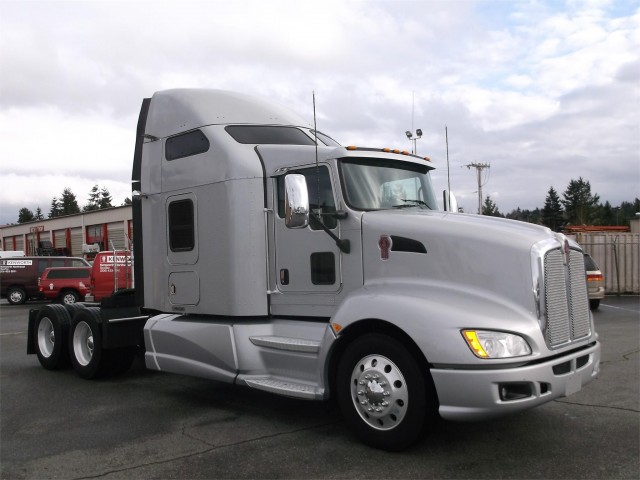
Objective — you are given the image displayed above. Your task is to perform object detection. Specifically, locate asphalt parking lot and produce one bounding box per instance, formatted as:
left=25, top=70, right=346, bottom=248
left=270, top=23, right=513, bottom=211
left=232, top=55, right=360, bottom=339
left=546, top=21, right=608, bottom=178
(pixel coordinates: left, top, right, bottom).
left=1, top=296, right=638, bottom=479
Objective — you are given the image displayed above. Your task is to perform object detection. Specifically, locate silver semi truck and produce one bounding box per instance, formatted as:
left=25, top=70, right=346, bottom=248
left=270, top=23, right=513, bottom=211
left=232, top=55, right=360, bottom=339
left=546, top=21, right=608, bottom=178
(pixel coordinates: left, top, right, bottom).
left=28, top=89, right=601, bottom=450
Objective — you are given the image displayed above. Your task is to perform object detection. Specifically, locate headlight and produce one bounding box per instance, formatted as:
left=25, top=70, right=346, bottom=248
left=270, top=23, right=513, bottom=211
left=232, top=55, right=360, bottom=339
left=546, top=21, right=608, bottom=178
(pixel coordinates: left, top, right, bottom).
left=462, top=330, right=532, bottom=359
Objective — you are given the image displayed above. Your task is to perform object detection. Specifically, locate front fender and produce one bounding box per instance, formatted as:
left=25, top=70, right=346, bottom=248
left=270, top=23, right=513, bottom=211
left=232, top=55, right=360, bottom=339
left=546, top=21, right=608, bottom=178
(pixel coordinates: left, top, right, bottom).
left=330, top=278, right=544, bottom=367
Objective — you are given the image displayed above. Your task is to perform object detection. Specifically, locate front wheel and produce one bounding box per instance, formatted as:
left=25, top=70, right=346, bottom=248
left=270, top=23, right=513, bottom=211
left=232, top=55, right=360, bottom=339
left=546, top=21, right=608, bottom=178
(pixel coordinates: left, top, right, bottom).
left=336, top=333, right=437, bottom=451
left=7, top=287, right=27, bottom=305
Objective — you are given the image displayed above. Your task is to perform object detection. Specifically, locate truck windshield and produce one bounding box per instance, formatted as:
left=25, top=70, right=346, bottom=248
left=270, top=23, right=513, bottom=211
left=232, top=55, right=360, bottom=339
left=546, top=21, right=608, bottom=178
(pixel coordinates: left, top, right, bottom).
left=340, top=158, right=438, bottom=211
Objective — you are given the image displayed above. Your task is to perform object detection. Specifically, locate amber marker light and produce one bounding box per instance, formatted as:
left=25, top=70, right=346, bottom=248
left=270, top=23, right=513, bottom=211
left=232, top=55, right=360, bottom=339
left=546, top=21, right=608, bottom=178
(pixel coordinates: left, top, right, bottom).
left=462, top=330, right=489, bottom=358
left=332, top=323, right=343, bottom=334
left=346, top=145, right=358, bottom=150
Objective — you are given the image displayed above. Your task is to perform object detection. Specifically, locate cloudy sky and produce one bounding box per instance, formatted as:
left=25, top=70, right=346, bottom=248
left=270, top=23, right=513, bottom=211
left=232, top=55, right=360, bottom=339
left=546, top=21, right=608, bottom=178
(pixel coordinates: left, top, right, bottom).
left=1, top=0, right=638, bottom=225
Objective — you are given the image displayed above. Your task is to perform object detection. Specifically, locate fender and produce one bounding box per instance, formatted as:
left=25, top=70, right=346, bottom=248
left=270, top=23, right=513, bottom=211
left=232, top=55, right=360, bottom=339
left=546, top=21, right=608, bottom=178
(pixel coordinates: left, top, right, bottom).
left=329, top=278, right=547, bottom=368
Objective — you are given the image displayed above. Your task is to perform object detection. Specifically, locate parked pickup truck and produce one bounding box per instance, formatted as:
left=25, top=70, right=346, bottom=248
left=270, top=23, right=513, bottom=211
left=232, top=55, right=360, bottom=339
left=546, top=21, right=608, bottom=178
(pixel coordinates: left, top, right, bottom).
left=27, top=89, right=600, bottom=451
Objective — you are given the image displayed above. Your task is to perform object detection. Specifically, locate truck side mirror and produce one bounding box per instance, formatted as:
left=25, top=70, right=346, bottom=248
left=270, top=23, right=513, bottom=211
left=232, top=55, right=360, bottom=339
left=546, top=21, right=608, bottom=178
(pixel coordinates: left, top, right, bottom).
left=285, top=174, right=309, bottom=229
left=443, top=190, right=459, bottom=213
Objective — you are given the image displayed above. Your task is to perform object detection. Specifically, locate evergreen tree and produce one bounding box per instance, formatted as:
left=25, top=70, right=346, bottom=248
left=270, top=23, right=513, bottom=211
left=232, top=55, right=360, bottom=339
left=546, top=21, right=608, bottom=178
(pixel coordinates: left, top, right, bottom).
left=561, top=177, right=599, bottom=225
left=84, top=185, right=100, bottom=212
left=17, top=207, right=35, bottom=223
left=48, top=197, right=61, bottom=218
left=482, top=196, right=502, bottom=217
left=59, top=188, right=81, bottom=216
left=122, top=197, right=132, bottom=206
left=541, top=187, right=564, bottom=231
left=595, top=201, right=616, bottom=226
left=35, top=207, right=44, bottom=220
left=99, top=187, right=113, bottom=209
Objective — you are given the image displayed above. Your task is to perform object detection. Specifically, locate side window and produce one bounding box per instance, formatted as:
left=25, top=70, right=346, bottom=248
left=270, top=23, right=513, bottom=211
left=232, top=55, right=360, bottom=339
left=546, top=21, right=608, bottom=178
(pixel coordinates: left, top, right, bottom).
left=277, top=166, right=337, bottom=230
left=48, top=269, right=89, bottom=279
left=310, top=252, right=335, bottom=285
left=168, top=199, right=195, bottom=252
left=165, top=130, right=210, bottom=161
left=51, top=259, right=65, bottom=268
left=71, top=259, right=88, bottom=267
left=37, top=260, right=48, bottom=275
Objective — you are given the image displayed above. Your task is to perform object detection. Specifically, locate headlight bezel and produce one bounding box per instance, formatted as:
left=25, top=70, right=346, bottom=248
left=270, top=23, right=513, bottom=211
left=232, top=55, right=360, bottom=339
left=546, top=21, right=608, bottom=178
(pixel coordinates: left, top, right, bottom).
left=462, top=329, right=532, bottom=359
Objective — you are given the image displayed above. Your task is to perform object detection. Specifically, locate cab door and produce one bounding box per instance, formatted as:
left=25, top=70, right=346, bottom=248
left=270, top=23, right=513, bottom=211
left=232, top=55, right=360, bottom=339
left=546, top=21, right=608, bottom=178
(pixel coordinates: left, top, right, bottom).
left=272, top=165, right=342, bottom=308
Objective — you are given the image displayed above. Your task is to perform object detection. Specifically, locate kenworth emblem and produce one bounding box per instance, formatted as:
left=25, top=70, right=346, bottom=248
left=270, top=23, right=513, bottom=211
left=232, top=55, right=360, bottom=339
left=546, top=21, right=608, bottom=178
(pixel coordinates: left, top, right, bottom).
left=378, top=235, right=392, bottom=260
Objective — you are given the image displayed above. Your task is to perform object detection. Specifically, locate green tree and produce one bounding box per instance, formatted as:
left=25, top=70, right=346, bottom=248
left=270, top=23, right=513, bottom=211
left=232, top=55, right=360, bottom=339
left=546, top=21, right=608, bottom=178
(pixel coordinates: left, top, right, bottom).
left=84, top=185, right=101, bottom=212
left=122, top=197, right=132, bottom=206
left=541, top=187, right=564, bottom=231
left=482, top=196, right=502, bottom=217
left=594, top=201, right=616, bottom=226
left=561, top=177, right=599, bottom=225
left=34, top=207, right=44, bottom=220
left=59, top=188, right=81, bottom=216
left=99, top=187, right=113, bottom=209
left=17, top=207, right=35, bottom=223
left=48, top=197, right=61, bottom=218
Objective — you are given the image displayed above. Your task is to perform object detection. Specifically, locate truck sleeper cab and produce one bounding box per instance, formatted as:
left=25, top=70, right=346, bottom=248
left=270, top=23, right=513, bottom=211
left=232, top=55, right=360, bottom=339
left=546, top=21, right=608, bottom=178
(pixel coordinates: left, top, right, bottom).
left=27, top=89, right=600, bottom=451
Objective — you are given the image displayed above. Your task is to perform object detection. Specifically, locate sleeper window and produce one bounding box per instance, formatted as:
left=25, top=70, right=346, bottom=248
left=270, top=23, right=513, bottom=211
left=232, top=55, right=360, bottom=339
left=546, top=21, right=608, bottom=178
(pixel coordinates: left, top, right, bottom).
left=168, top=199, right=195, bottom=251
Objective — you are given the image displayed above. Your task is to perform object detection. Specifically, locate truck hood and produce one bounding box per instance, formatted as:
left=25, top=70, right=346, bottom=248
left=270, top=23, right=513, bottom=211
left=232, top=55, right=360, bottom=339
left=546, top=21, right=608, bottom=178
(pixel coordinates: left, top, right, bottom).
left=360, top=210, right=559, bottom=314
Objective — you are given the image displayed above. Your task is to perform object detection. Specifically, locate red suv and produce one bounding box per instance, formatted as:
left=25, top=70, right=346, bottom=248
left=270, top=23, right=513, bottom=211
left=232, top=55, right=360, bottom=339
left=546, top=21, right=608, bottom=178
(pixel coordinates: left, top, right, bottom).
left=39, top=267, right=91, bottom=304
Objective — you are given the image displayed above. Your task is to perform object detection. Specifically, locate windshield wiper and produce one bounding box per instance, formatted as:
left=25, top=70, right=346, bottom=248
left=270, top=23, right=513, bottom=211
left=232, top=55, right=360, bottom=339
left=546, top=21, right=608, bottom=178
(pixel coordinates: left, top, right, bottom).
left=391, top=199, right=430, bottom=209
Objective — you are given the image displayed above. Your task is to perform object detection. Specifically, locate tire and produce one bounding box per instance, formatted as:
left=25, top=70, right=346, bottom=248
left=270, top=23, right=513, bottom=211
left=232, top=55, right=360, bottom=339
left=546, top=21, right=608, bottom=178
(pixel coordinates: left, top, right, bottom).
left=7, top=287, right=27, bottom=305
left=69, top=308, right=106, bottom=379
left=60, top=290, right=80, bottom=305
left=590, top=299, right=600, bottom=310
left=64, top=303, right=87, bottom=316
left=34, top=304, right=71, bottom=369
left=336, top=333, right=437, bottom=451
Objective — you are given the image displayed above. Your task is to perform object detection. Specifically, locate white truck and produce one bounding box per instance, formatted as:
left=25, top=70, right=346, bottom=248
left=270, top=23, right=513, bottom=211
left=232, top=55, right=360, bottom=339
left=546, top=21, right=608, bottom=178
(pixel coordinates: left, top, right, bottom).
left=28, top=89, right=601, bottom=450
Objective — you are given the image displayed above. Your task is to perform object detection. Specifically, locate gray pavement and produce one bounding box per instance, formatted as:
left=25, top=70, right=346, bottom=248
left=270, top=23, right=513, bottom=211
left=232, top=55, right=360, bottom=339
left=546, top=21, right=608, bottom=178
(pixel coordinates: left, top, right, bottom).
left=1, top=296, right=638, bottom=479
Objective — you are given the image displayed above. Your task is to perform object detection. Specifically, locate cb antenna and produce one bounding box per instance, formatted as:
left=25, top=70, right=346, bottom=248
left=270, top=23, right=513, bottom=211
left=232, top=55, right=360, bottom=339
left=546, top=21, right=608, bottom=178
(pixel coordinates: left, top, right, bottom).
left=446, top=126, right=451, bottom=207
left=313, top=91, right=320, bottom=205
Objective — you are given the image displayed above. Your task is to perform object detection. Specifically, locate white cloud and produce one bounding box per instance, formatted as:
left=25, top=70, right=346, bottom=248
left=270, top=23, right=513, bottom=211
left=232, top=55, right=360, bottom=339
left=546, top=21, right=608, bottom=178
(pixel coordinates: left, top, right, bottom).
left=0, top=0, right=638, bottom=224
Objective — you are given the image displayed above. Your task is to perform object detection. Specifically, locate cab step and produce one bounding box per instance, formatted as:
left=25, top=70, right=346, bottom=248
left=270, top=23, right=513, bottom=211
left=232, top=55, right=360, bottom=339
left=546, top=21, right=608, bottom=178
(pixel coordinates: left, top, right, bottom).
left=243, top=377, right=322, bottom=400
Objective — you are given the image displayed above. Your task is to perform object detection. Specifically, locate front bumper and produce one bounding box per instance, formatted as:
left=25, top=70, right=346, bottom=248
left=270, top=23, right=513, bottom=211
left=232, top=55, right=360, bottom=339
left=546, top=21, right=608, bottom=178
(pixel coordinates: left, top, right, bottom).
left=431, top=341, right=601, bottom=421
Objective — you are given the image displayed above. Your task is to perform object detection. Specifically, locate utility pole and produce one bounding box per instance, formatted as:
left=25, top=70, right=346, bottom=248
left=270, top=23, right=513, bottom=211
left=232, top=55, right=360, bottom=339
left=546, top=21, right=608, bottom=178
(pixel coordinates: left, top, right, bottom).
left=465, top=162, right=490, bottom=214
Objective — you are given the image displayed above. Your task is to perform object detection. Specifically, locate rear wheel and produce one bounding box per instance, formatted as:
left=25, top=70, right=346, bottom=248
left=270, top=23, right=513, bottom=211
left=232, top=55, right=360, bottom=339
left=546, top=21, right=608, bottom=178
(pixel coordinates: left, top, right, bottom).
left=336, top=333, right=437, bottom=451
left=590, top=299, right=600, bottom=310
left=60, top=290, right=80, bottom=305
left=7, top=287, right=27, bottom=305
left=68, top=308, right=134, bottom=378
left=34, top=305, right=71, bottom=369
left=69, top=308, right=105, bottom=379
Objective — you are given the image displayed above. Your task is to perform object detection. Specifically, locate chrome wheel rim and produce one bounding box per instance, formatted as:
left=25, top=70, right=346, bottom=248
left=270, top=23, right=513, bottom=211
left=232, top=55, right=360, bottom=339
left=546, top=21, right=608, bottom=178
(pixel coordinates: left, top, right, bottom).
left=9, top=290, right=24, bottom=303
left=350, top=354, right=408, bottom=431
left=63, top=293, right=76, bottom=304
left=37, top=317, right=55, bottom=358
left=73, top=321, right=94, bottom=366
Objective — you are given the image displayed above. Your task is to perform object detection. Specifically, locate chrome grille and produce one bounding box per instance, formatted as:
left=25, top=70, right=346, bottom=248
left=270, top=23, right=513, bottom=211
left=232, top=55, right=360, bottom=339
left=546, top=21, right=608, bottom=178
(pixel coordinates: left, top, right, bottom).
left=543, top=248, right=591, bottom=348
